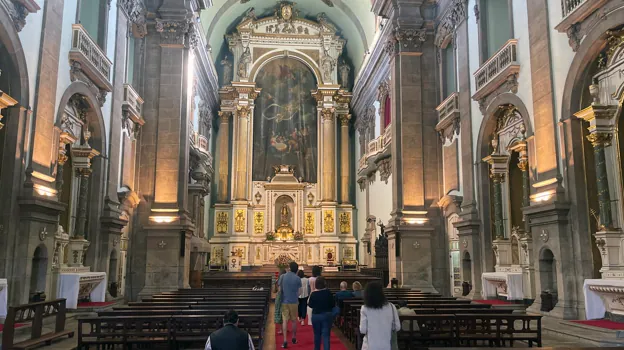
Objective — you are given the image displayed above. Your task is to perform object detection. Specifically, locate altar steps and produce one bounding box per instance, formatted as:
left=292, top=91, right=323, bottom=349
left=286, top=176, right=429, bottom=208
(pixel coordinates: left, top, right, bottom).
left=542, top=315, right=624, bottom=346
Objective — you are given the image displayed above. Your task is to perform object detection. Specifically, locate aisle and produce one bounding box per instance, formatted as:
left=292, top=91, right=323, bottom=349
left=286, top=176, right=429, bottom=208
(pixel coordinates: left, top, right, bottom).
left=274, top=318, right=348, bottom=350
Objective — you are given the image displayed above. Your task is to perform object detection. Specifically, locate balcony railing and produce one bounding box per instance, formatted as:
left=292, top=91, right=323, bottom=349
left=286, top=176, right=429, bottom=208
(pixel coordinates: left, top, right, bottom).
left=562, top=0, right=585, bottom=18
left=555, top=0, right=608, bottom=35
left=122, top=84, right=144, bottom=122
left=436, top=93, right=459, bottom=121
left=358, top=132, right=391, bottom=173
left=69, top=24, right=113, bottom=91
left=383, top=124, right=392, bottom=147
left=473, top=39, right=519, bottom=101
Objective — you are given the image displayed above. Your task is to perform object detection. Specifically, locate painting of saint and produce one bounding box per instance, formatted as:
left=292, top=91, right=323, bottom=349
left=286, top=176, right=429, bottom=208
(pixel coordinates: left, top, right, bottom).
left=252, top=58, right=318, bottom=182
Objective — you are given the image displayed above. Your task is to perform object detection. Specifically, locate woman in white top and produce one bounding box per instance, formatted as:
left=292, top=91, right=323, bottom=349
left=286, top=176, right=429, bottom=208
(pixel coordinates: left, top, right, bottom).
left=297, top=270, right=310, bottom=325
left=359, top=282, right=401, bottom=350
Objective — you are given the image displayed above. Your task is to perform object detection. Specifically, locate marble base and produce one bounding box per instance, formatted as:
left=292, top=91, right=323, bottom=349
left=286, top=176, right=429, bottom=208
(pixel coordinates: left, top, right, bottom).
left=482, top=272, right=524, bottom=300
left=57, top=272, right=106, bottom=309
left=583, top=278, right=624, bottom=320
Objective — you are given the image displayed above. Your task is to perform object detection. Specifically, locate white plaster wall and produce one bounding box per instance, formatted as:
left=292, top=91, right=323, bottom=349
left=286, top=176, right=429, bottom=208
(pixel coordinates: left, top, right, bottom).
left=354, top=131, right=366, bottom=259
left=369, top=175, right=393, bottom=225
left=18, top=0, right=45, bottom=109
left=511, top=0, right=534, bottom=131
left=546, top=0, right=575, bottom=121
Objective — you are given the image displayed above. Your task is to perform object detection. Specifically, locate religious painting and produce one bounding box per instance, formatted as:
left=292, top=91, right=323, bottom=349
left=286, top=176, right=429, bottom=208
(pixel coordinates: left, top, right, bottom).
left=253, top=58, right=318, bottom=182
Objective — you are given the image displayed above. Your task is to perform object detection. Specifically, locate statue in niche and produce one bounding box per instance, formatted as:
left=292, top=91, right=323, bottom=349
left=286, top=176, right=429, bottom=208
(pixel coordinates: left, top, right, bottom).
left=276, top=202, right=294, bottom=240
left=238, top=47, right=251, bottom=79
left=221, top=56, right=233, bottom=86
left=338, top=59, right=350, bottom=89
left=321, top=50, right=335, bottom=83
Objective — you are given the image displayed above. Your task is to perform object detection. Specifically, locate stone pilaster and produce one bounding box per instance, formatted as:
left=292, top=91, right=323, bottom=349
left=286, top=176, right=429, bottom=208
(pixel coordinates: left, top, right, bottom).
left=216, top=111, right=231, bottom=203
left=339, top=114, right=351, bottom=204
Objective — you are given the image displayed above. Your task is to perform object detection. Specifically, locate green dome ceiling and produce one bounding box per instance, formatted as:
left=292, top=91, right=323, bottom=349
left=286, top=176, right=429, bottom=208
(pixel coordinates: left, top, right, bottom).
left=200, top=0, right=377, bottom=77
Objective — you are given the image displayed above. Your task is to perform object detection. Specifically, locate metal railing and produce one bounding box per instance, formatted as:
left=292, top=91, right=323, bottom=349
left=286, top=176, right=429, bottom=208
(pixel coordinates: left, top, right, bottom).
left=474, top=39, right=518, bottom=94
left=383, top=124, right=392, bottom=147
left=561, top=0, right=586, bottom=18
left=70, top=24, right=111, bottom=82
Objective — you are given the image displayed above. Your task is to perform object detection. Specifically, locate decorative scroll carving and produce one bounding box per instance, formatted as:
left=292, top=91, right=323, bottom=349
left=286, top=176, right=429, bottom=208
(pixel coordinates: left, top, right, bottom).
left=234, top=209, right=245, bottom=232
left=394, top=28, right=427, bottom=51
left=216, top=212, right=228, bottom=233
left=377, top=157, right=392, bottom=184
left=6, top=0, right=40, bottom=32
left=339, top=212, right=351, bottom=234
left=305, top=212, right=315, bottom=234
left=254, top=212, right=264, bottom=234
left=155, top=19, right=191, bottom=46
left=323, top=210, right=334, bottom=233
left=435, top=0, right=468, bottom=47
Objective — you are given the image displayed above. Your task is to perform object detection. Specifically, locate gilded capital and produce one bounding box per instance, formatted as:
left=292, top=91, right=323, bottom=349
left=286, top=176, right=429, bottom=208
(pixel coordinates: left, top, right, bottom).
left=339, top=114, right=351, bottom=126
left=587, top=132, right=613, bottom=147
left=58, top=153, right=69, bottom=166
left=321, top=108, right=335, bottom=121
left=517, top=158, right=528, bottom=172
left=76, top=167, right=93, bottom=177
left=218, top=111, right=232, bottom=123
left=236, top=105, right=251, bottom=119
left=490, top=171, right=505, bottom=183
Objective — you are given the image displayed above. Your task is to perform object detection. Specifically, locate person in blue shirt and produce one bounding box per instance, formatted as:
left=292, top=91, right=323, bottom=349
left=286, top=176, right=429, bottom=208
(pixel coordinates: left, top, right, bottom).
left=334, top=281, right=354, bottom=301
left=277, top=261, right=302, bottom=348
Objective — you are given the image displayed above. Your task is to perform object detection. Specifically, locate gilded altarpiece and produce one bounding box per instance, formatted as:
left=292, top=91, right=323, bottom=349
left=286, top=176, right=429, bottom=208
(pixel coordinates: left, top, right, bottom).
left=208, top=3, right=356, bottom=267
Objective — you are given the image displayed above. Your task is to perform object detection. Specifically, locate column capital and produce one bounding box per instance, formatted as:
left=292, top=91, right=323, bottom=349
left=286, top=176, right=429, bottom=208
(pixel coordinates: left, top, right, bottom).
left=339, top=114, right=352, bottom=126
left=490, top=172, right=506, bottom=184
left=236, top=105, right=251, bottom=119
left=587, top=132, right=613, bottom=147
left=483, top=153, right=509, bottom=181
left=218, top=110, right=232, bottom=123
left=574, top=103, right=618, bottom=135
left=321, top=108, right=335, bottom=121
left=76, top=167, right=93, bottom=177
left=155, top=18, right=192, bottom=47
left=234, top=83, right=261, bottom=100
left=0, top=91, right=18, bottom=129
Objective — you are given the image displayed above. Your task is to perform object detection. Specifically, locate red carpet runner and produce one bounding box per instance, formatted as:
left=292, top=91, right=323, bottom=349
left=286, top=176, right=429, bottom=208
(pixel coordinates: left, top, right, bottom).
left=0, top=323, right=26, bottom=332
left=77, top=301, right=116, bottom=308
left=572, top=319, right=624, bottom=330
left=473, top=299, right=513, bottom=305
left=275, top=318, right=347, bottom=349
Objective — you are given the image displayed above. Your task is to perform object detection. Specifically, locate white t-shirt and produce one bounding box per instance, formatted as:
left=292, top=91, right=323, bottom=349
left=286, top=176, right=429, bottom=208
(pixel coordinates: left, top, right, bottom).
left=359, top=303, right=400, bottom=350
left=298, top=277, right=309, bottom=298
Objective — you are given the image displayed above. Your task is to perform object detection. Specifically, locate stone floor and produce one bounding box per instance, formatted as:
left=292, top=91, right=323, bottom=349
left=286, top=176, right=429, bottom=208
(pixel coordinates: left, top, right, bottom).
left=0, top=304, right=599, bottom=349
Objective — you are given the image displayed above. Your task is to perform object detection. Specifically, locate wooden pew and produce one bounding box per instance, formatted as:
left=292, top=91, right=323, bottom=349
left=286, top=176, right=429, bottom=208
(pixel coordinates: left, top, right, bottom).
left=2, top=299, right=74, bottom=350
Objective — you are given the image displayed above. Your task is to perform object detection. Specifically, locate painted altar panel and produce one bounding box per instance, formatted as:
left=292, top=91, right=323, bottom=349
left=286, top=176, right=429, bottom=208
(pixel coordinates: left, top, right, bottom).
left=252, top=58, right=318, bottom=183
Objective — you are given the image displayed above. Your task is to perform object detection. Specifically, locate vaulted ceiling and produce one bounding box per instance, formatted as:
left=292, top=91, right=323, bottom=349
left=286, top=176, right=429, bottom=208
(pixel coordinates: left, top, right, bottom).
left=200, top=0, right=377, bottom=76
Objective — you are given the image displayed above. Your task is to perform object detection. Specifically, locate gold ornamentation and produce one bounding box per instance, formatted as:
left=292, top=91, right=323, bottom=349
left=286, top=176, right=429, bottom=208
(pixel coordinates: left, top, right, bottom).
left=587, top=132, right=613, bottom=147
left=234, top=209, right=245, bottom=232
left=232, top=246, right=245, bottom=260
left=489, top=172, right=505, bottom=183
left=339, top=114, right=351, bottom=126
left=324, top=247, right=335, bottom=263
left=339, top=212, right=350, bottom=234
left=321, top=108, right=335, bottom=121
left=323, top=210, right=334, bottom=233
left=304, top=212, right=315, bottom=234
left=216, top=212, right=228, bottom=233
left=343, top=247, right=354, bottom=259
left=256, top=246, right=261, bottom=260
left=237, top=105, right=251, bottom=119
left=218, top=110, right=232, bottom=122
left=254, top=212, right=264, bottom=234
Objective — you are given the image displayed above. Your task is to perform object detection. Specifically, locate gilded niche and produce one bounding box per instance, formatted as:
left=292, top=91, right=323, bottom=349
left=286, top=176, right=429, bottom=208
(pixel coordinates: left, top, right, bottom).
left=254, top=212, right=264, bottom=234
left=235, top=210, right=246, bottom=232
left=305, top=212, right=315, bottom=234
left=216, top=212, right=228, bottom=233
left=339, top=212, right=351, bottom=234
left=323, top=210, right=334, bottom=233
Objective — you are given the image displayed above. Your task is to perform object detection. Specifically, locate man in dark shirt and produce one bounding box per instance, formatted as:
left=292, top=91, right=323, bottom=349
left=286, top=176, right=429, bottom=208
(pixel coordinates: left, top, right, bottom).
left=204, top=309, right=255, bottom=350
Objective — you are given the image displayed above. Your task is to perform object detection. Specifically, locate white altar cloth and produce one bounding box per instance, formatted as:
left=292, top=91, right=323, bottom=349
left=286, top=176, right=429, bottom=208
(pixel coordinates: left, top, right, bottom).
left=583, top=278, right=624, bottom=320
left=0, top=278, right=7, bottom=319
left=481, top=272, right=524, bottom=300
left=58, top=272, right=106, bottom=309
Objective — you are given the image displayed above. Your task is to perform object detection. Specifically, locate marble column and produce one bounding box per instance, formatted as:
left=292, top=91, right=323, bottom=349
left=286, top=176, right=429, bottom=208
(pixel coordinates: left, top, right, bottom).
left=587, top=132, right=614, bottom=230
left=339, top=114, right=351, bottom=204
left=491, top=172, right=505, bottom=240
left=75, top=168, right=92, bottom=239
left=321, top=108, right=336, bottom=202
left=216, top=111, right=231, bottom=203
left=233, top=105, right=250, bottom=201
left=517, top=146, right=530, bottom=230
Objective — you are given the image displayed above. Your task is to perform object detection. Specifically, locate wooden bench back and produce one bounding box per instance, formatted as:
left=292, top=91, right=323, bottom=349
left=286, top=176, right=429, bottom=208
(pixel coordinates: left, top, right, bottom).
left=2, top=299, right=68, bottom=348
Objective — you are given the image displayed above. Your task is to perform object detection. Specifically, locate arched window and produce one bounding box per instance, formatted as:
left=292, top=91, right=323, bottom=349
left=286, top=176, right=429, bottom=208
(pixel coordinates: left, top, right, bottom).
left=384, top=94, right=391, bottom=128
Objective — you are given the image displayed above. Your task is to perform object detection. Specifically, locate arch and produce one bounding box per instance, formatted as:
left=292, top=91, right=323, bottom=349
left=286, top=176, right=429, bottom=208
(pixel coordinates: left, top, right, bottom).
left=108, top=249, right=119, bottom=297
left=55, top=82, right=108, bottom=156
left=538, top=248, right=558, bottom=312
left=249, top=50, right=323, bottom=85
left=29, top=244, right=48, bottom=300
left=0, top=3, right=30, bottom=106
left=561, top=6, right=624, bottom=121
left=462, top=251, right=472, bottom=296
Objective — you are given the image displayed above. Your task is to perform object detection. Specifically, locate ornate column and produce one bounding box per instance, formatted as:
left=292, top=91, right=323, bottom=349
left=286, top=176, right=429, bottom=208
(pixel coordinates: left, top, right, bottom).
left=321, top=108, right=337, bottom=202
left=55, top=132, right=77, bottom=197
left=233, top=105, right=250, bottom=201
left=74, top=167, right=92, bottom=238
left=216, top=110, right=231, bottom=203
left=484, top=151, right=511, bottom=268
left=339, top=114, right=351, bottom=204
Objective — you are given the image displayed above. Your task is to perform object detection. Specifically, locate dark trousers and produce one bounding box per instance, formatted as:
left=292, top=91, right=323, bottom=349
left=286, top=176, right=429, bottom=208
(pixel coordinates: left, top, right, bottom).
left=298, top=297, right=307, bottom=319
left=311, top=312, right=333, bottom=350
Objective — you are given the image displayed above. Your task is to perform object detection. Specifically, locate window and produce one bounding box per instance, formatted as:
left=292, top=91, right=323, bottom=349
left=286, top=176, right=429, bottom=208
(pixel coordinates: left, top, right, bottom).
left=383, top=95, right=391, bottom=128
left=126, top=34, right=135, bottom=85
left=480, top=0, right=513, bottom=60
left=78, top=0, right=108, bottom=48
left=442, top=44, right=457, bottom=98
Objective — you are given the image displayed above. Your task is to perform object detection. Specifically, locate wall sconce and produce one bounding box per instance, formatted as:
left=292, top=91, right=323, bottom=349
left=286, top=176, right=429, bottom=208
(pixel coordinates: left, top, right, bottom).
left=150, top=215, right=177, bottom=223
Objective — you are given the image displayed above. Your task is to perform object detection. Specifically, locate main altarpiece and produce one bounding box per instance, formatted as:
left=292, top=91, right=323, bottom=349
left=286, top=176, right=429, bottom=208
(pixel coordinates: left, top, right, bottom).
left=209, top=3, right=357, bottom=268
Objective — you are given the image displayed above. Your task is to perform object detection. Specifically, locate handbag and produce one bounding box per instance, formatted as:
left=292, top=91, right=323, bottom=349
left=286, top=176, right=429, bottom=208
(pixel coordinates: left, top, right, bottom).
left=390, top=304, right=399, bottom=350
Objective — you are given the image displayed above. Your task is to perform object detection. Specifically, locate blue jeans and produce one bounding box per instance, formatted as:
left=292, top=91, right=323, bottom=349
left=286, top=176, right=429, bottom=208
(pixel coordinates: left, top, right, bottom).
left=311, top=312, right=333, bottom=350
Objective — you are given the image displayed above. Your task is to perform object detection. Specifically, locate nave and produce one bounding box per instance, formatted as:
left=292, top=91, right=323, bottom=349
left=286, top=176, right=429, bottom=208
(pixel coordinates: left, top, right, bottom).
left=0, top=266, right=607, bottom=349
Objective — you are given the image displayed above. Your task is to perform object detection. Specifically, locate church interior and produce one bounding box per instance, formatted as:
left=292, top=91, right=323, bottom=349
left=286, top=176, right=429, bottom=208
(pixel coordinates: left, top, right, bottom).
left=1, top=0, right=624, bottom=348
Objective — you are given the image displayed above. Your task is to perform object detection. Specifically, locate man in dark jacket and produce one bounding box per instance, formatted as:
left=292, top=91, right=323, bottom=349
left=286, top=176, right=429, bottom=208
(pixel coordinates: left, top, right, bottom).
left=204, top=309, right=255, bottom=350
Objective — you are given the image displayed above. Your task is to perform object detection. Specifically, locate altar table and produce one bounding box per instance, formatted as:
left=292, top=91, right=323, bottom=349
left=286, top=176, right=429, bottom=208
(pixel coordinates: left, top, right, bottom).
left=583, top=278, right=624, bottom=320
left=0, top=278, right=7, bottom=319
left=58, top=272, right=106, bottom=309
left=481, top=272, right=524, bottom=300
